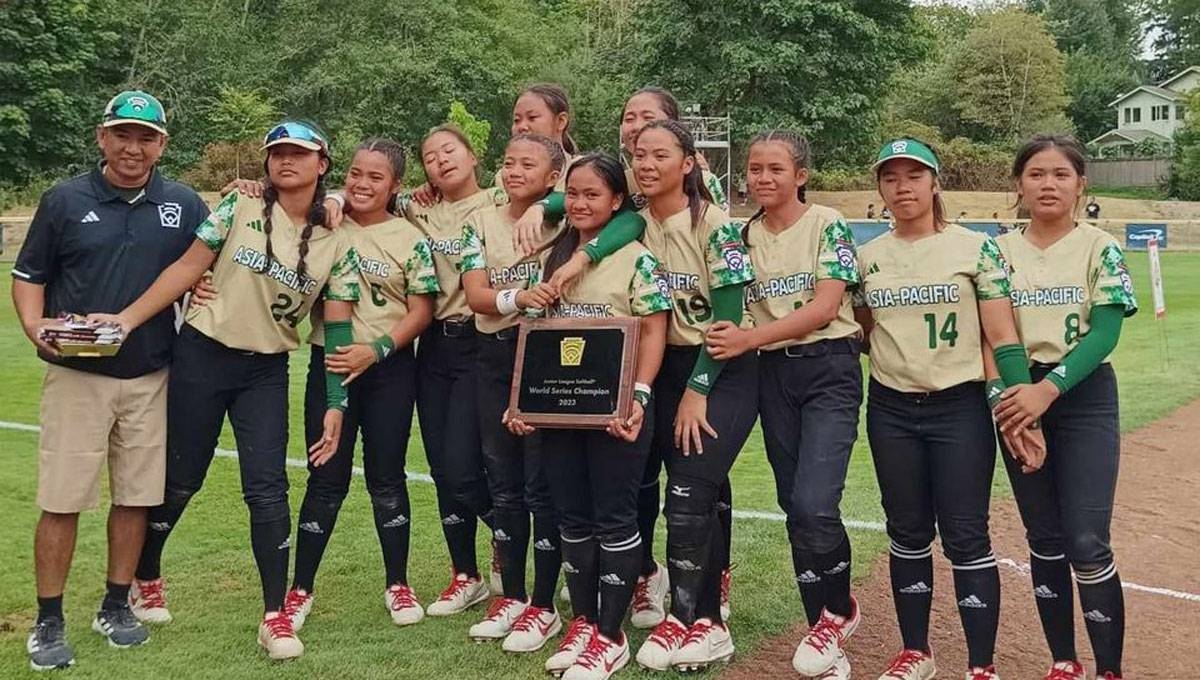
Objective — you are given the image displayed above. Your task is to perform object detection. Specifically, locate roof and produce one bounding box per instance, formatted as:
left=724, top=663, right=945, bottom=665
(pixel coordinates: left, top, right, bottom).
left=1108, top=85, right=1184, bottom=107
left=1088, top=128, right=1171, bottom=146
left=1159, top=66, right=1200, bottom=91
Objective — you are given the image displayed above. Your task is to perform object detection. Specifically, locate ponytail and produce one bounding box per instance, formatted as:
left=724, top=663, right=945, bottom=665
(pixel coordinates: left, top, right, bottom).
left=743, top=128, right=811, bottom=237
left=636, top=119, right=712, bottom=230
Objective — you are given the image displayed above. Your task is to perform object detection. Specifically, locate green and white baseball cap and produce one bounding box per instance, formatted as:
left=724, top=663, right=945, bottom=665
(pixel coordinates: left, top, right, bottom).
left=873, top=138, right=939, bottom=174
left=102, top=90, right=168, bottom=135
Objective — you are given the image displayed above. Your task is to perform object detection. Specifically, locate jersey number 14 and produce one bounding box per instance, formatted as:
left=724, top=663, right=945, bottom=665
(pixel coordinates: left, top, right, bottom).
left=923, top=312, right=959, bottom=349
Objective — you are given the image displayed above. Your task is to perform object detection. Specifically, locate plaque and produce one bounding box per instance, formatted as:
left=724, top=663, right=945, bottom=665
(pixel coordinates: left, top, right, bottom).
left=508, top=317, right=640, bottom=429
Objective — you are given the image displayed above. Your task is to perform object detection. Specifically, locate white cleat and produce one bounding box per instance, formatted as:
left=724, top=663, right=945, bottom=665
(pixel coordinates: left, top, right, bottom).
left=965, top=666, right=1000, bottom=680
left=878, top=648, right=936, bottom=680
left=793, top=596, right=861, bottom=675
left=635, top=614, right=687, bottom=671
left=281, top=588, right=313, bottom=631
left=468, top=597, right=526, bottom=642
left=129, top=578, right=172, bottom=624
left=629, top=562, right=669, bottom=629
left=812, top=649, right=852, bottom=680
left=385, top=584, right=425, bottom=626
left=501, top=605, right=561, bottom=653
left=1040, top=661, right=1085, bottom=680
left=258, top=613, right=303, bottom=660
left=563, top=631, right=630, bottom=680
left=426, top=573, right=489, bottom=617
left=546, top=616, right=595, bottom=676
left=673, top=617, right=734, bottom=671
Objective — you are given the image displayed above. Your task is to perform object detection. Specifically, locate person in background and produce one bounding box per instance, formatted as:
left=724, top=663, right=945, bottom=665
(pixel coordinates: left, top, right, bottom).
left=867, top=203, right=877, bottom=219
left=1085, top=196, right=1100, bottom=220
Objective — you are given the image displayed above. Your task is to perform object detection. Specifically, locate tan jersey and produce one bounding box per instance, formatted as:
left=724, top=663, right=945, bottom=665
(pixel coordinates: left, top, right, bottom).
left=854, top=224, right=1011, bottom=392
left=744, top=204, right=862, bottom=350
left=639, top=203, right=755, bottom=346
left=999, top=222, right=1138, bottom=364
left=189, top=192, right=360, bottom=353
left=309, top=216, right=439, bottom=346
left=624, top=167, right=728, bottom=211
left=404, top=189, right=501, bottom=320
left=529, top=240, right=672, bottom=318
left=460, top=205, right=563, bottom=333
left=493, top=154, right=577, bottom=195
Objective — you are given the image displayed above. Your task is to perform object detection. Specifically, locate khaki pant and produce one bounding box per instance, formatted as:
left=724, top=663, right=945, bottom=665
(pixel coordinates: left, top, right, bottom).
left=37, top=364, right=168, bottom=513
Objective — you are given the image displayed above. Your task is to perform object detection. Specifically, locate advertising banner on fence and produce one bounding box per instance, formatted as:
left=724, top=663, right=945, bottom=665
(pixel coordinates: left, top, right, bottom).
left=1148, top=237, right=1166, bottom=318
left=1126, top=223, right=1168, bottom=250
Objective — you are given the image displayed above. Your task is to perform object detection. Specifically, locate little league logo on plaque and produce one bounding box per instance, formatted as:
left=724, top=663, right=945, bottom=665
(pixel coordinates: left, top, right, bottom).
left=509, top=317, right=640, bottom=429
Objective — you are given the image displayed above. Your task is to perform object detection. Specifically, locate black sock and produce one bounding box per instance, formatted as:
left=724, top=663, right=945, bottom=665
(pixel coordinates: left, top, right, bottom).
left=101, top=581, right=131, bottom=612
left=495, top=509, right=530, bottom=601
left=1076, top=564, right=1124, bottom=677
left=598, top=534, right=642, bottom=639
left=530, top=512, right=560, bottom=610
left=1030, top=552, right=1076, bottom=662
left=437, top=489, right=479, bottom=578
left=952, top=557, right=1001, bottom=668
left=371, top=492, right=412, bottom=587
left=250, top=514, right=292, bottom=612
left=700, top=518, right=725, bottom=621
left=815, top=532, right=853, bottom=618
left=292, top=493, right=343, bottom=593
left=637, top=480, right=660, bottom=576
left=37, top=595, right=63, bottom=623
left=665, top=509, right=715, bottom=626
left=716, top=480, right=732, bottom=571
left=561, top=534, right=599, bottom=622
left=790, top=543, right=824, bottom=626
left=135, top=493, right=191, bottom=581
left=888, top=542, right=933, bottom=652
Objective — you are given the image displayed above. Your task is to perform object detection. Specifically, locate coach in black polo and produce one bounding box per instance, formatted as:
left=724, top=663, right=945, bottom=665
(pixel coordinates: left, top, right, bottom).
left=12, top=90, right=208, bottom=671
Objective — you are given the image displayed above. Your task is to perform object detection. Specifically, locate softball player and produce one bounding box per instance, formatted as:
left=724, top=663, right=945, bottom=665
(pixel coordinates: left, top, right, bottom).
left=854, top=138, right=1032, bottom=680
left=704, top=130, right=862, bottom=680
left=507, top=152, right=671, bottom=680
left=405, top=125, right=506, bottom=616
left=990, top=135, right=1135, bottom=680
left=96, top=120, right=360, bottom=660
left=625, top=120, right=756, bottom=673
left=274, top=138, right=439, bottom=632
left=459, top=133, right=567, bottom=650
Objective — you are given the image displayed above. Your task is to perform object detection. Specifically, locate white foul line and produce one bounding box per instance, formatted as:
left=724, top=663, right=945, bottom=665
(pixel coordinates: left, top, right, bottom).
left=3, top=419, right=1197, bottom=605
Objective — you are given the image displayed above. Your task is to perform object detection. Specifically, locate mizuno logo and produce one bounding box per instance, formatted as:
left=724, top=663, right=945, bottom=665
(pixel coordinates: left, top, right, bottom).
left=441, top=514, right=465, bottom=526
left=1084, top=609, right=1112, bottom=623
left=958, top=595, right=987, bottom=608
left=600, top=573, right=626, bottom=586
left=670, top=485, right=692, bottom=498
left=81, top=210, right=100, bottom=224
left=149, top=522, right=171, bottom=531
left=534, top=538, right=555, bottom=551
left=1033, top=585, right=1058, bottom=599
left=796, top=570, right=820, bottom=584
left=899, top=581, right=931, bottom=594
left=382, top=515, right=409, bottom=528
left=669, top=558, right=702, bottom=572
left=299, top=521, right=324, bottom=534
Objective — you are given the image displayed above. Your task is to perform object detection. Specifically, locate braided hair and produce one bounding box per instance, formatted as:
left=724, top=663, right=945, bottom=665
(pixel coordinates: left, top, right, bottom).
left=542, top=152, right=632, bottom=281
left=746, top=129, right=811, bottom=228
left=633, top=119, right=713, bottom=230
left=259, top=152, right=329, bottom=283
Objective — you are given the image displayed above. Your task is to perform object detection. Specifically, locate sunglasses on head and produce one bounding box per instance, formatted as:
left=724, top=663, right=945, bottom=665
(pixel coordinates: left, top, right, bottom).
left=263, top=122, right=328, bottom=152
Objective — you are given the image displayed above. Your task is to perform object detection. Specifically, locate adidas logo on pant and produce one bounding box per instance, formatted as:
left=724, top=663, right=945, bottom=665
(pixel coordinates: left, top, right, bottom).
left=1034, top=585, right=1058, bottom=599
left=825, top=561, right=850, bottom=575
left=494, top=529, right=511, bottom=542
left=669, top=558, right=702, bottom=572
left=149, top=522, right=171, bottom=532
left=382, top=515, right=408, bottom=528
left=899, top=581, right=931, bottom=594
left=562, top=561, right=579, bottom=574
left=1084, top=609, right=1112, bottom=623
left=277, top=538, right=291, bottom=550
left=441, top=514, right=465, bottom=526
left=534, top=538, right=555, bottom=551
left=600, top=573, right=626, bottom=586
left=299, top=521, right=324, bottom=534
left=796, top=570, right=820, bottom=584
left=958, top=594, right=987, bottom=608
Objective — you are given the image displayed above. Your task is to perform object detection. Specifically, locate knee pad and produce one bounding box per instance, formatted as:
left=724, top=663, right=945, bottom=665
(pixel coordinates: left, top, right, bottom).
left=368, top=492, right=407, bottom=514
left=662, top=480, right=717, bottom=517
left=161, top=486, right=196, bottom=512
left=665, top=510, right=712, bottom=548
left=248, top=497, right=290, bottom=525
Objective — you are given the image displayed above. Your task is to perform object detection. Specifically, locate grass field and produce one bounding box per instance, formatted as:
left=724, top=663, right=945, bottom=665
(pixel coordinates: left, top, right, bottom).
left=1, top=252, right=1197, bottom=679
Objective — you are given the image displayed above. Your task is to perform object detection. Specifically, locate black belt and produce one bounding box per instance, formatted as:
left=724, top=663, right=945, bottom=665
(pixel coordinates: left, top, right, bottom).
left=482, top=325, right=519, bottom=342
left=869, top=377, right=982, bottom=403
left=765, top=337, right=861, bottom=359
left=434, top=317, right=476, bottom=338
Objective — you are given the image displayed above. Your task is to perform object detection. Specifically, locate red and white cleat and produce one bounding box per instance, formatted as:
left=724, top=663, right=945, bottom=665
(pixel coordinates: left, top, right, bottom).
left=792, top=595, right=861, bottom=675
left=878, top=648, right=936, bottom=680
left=1043, top=661, right=1085, bottom=680
left=563, top=631, right=630, bottom=680
left=501, top=605, right=562, bottom=652
left=965, top=665, right=1000, bottom=680
left=385, top=584, right=424, bottom=626
left=426, top=572, right=489, bottom=617
left=630, top=562, right=669, bottom=629
left=281, top=588, right=313, bottom=631
left=546, top=616, right=595, bottom=677
left=129, top=578, right=172, bottom=624
left=673, top=617, right=734, bottom=671
left=468, top=597, right=526, bottom=642
left=635, top=614, right=687, bottom=671
left=258, top=612, right=303, bottom=660
left=813, top=649, right=852, bottom=680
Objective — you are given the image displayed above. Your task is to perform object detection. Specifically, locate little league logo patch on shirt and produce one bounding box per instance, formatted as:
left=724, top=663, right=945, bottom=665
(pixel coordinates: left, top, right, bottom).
left=158, top=202, right=182, bottom=229
left=720, top=241, right=746, bottom=271
left=835, top=239, right=856, bottom=268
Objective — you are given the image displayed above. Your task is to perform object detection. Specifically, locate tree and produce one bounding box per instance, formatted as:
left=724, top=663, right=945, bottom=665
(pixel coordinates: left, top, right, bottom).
left=1150, top=0, right=1200, bottom=73
left=1168, top=91, right=1200, bottom=199
left=946, top=9, right=1072, bottom=143
left=207, top=86, right=277, bottom=178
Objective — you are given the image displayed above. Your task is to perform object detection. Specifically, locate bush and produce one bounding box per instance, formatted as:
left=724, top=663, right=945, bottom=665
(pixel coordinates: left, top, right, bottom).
left=180, top=140, right=263, bottom=192
left=809, top=168, right=874, bottom=191
left=1167, top=93, right=1200, bottom=200
left=936, top=137, right=1013, bottom=191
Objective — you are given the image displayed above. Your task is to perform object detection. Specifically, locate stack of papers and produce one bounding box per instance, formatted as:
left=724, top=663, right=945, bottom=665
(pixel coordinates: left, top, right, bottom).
left=40, top=314, right=124, bottom=356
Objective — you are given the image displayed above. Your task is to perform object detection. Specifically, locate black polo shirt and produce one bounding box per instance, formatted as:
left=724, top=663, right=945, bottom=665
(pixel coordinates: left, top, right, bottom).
left=13, top=165, right=210, bottom=378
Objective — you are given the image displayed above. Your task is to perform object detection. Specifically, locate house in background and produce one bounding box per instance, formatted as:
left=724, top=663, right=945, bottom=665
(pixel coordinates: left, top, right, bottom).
left=1089, top=66, right=1198, bottom=156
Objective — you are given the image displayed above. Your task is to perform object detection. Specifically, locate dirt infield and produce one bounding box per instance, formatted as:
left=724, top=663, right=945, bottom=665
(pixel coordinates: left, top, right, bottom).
left=723, top=400, right=1200, bottom=680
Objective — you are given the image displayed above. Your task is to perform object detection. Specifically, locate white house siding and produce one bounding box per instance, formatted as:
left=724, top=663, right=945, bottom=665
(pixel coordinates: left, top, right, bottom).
left=1165, top=70, right=1200, bottom=96
left=1117, top=90, right=1182, bottom=139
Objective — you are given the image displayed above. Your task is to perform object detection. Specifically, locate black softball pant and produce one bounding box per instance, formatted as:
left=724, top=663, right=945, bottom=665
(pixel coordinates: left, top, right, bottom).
left=293, top=343, right=417, bottom=591
left=654, top=346, right=758, bottom=625
left=416, top=320, right=494, bottom=577
left=136, top=323, right=293, bottom=612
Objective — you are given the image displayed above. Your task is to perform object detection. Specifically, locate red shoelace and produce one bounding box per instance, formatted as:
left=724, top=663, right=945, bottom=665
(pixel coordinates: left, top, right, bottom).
left=682, top=619, right=720, bottom=647
left=483, top=597, right=521, bottom=621
left=647, top=618, right=687, bottom=650
left=510, top=606, right=548, bottom=632
left=883, top=649, right=930, bottom=678
left=436, top=575, right=473, bottom=602
left=631, top=576, right=654, bottom=613
left=802, top=615, right=842, bottom=653
left=1044, top=662, right=1084, bottom=680
left=263, top=614, right=296, bottom=639
left=387, top=585, right=418, bottom=611
left=574, top=633, right=618, bottom=670
left=281, top=590, right=310, bottom=619
left=136, top=580, right=167, bottom=609
left=556, top=617, right=593, bottom=652
left=967, top=666, right=997, bottom=680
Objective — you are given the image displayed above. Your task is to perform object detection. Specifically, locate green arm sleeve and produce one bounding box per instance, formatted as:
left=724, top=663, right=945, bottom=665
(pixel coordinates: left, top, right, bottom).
left=993, top=343, right=1032, bottom=388
left=1045, top=304, right=1124, bottom=394
left=687, top=283, right=745, bottom=395
left=541, top=192, right=565, bottom=220
left=582, top=209, right=646, bottom=263
left=324, top=320, right=354, bottom=411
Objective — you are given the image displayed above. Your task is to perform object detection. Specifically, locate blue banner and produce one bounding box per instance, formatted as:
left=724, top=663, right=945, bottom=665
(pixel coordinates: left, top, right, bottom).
left=1125, top=223, right=1168, bottom=250
left=847, top=220, right=1009, bottom=245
